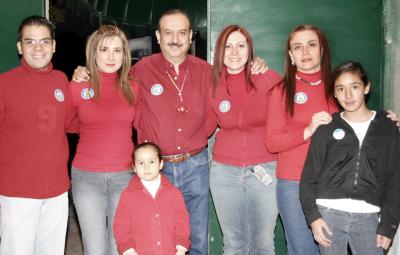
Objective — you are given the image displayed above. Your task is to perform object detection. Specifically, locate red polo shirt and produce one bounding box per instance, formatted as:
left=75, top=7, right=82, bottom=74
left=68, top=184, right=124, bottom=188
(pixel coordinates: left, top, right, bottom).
left=131, top=53, right=213, bottom=155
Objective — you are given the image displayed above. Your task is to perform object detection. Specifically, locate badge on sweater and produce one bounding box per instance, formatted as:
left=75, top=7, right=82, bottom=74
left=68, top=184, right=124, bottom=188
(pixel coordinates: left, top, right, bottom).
left=151, top=84, right=163, bottom=96
left=294, top=92, right=308, bottom=104
left=333, top=128, right=345, bottom=140
left=81, top=88, right=94, bottom=100
left=54, top=89, right=64, bottom=102
left=219, top=100, right=231, bottom=113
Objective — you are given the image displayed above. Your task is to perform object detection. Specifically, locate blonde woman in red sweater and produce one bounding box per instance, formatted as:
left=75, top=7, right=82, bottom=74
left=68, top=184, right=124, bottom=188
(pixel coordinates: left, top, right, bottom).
left=68, top=25, right=140, bottom=255
left=208, top=25, right=281, bottom=254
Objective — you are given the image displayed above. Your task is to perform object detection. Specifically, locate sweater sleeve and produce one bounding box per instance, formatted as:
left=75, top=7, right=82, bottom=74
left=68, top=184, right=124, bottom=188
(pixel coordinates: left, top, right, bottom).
left=65, top=81, right=79, bottom=133
left=132, top=81, right=142, bottom=129
left=173, top=190, right=191, bottom=250
left=205, top=88, right=218, bottom=138
left=299, top=125, right=327, bottom=225
left=377, top=121, right=400, bottom=239
left=113, top=190, right=136, bottom=254
left=264, top=85, right=308, bottom=153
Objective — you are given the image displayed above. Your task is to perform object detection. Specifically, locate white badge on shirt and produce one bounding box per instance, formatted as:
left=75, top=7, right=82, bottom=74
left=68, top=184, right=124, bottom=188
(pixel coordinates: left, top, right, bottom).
left=219, top=100, right=231, bottom=113
left=151, top=84, right=164, bottom=96
left=333, top=128, right=345, bottom=140
left=54, top=88, right=64, bottom=102
left=294, top=92, right=308, bottom=104
left=81, top=88, right=94, bottom=100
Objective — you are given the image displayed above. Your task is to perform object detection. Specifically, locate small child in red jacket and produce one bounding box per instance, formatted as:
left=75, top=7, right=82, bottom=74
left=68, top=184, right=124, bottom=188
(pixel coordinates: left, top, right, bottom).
left=113, top=142, right=190, bottom=255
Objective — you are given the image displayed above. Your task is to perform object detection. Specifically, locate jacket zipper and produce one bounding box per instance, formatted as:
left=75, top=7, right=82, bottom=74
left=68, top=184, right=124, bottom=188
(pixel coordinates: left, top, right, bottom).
left=352, top=144, right=362, bottom=196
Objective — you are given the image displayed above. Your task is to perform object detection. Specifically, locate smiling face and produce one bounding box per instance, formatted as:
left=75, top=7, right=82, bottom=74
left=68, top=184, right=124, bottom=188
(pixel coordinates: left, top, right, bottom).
left=223, top=31, right=249, bottom=74
left=17, top=25, right=55, bottom=70
left=95, top=36, right=124, bottom=73
left=289, top=30, right=322, bottom=74
left=155, top=13, right=192, bottom=65
left=133, top=146, right=163, bottom=182
left=334, top=71, right=370, bottom=114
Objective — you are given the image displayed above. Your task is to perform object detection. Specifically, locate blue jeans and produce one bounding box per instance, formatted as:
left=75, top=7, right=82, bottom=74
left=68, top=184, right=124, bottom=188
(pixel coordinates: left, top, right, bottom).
left=277, top=179, right=319, bottom=255
left=71, top=168, right=132, bottom=255
left=210, top=161, right=278, bottom=255
left=162, top=148, right=209, bottom=255
left=318, top=205, right=383, bottom=255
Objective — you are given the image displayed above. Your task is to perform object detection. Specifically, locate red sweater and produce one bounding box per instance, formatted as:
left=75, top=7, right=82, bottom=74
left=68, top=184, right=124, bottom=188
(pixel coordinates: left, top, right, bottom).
left=69, top=72, right=140, bottom=172
left=265, top=71, right=338, bottom=180
left=209, top=69, right=281, bottom=166
left=131, top=53, right=213, bottom=155
left=0, top=59, right=70, bottom=198
left=114, top=175, right=190, bottom=255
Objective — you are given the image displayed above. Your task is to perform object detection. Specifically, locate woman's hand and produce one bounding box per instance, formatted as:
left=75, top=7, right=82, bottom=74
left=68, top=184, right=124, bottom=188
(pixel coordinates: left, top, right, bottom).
left=123, top=248, right=138, bottom=255
left=311, top=218, right=333, bottom=248
left=304, top=111, right=332, bottom=140
left=376, top=234, right=391, bottom=250
left=386, top=110, right=400, bottom=127
left=72, top=66, right=90, bottom=83
left=250, top=56, right=268, bottom=74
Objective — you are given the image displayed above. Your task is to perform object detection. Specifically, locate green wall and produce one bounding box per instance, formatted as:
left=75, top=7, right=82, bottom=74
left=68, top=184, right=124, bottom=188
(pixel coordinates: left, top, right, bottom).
left=0, top=0, right=45, bottom=72
left=209, top=0, right=383, bottom=108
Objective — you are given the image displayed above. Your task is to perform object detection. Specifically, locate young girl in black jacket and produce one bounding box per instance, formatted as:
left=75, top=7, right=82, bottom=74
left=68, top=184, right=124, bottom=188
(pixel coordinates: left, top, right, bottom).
left=300, top=61, right=400, bottom=255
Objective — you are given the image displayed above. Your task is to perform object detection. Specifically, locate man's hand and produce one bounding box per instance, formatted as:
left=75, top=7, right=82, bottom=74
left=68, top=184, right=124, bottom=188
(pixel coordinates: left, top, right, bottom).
left=72, top=66, right=90, bottom=83
left=250, top=56, right=268, bottom=74
left=311, top=218, right=333, bottom=248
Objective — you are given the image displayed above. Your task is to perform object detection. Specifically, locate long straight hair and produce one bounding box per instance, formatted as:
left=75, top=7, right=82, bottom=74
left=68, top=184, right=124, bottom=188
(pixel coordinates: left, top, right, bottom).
left=86, top=25, right=134, bottom=105
left=212, top=25, right=255, bottom=96
left=282, top=25, right=333, bottom=116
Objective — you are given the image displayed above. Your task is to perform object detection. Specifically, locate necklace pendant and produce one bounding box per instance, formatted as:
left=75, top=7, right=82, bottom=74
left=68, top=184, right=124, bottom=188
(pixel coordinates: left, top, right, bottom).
left=176, top=104, right=187, bottom=113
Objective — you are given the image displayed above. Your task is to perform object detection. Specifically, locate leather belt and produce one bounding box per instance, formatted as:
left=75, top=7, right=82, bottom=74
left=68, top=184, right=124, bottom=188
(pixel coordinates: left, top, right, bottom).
left=162, top=148, right=203, bottom=163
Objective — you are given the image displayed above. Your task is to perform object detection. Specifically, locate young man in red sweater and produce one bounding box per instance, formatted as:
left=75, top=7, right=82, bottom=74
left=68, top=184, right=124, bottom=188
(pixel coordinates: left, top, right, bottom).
left=0, top=16, right=70, bottom=255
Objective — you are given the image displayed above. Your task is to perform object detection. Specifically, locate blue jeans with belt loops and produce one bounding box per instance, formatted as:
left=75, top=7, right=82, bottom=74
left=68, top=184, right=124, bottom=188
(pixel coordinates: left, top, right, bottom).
left=318, top=205, right=383, bottom=255
left=71, top=168, right=132, bottom=255
left=162, top=148, right=209, bottom=255
left=210, top=161, right=278, bottom=255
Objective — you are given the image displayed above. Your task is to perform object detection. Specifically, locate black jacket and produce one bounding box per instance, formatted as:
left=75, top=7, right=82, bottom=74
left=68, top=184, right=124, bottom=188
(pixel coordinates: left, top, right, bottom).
left=300, top=110, right=400, bottom=238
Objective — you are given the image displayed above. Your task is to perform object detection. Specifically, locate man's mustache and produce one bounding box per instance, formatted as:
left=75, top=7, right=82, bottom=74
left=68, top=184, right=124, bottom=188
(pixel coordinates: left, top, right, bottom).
left=167, top=42, right=183, bottom=47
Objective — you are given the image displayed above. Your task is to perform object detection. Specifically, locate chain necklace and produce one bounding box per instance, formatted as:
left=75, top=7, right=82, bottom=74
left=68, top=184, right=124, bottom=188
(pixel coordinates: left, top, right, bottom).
left=295, top=74, right=322, bottom=86
left=166, top=66, right=189, bottom=113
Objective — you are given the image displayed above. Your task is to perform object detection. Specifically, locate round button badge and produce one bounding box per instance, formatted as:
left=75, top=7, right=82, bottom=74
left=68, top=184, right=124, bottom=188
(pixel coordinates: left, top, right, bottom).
left=54, top=88, right=64, bottom=102
left=219, top=100, right=231, bottom=113
left=294, top=92, right=308, bottom=104
left=81, top=88, right=94, bottom=100
left=151, top=84, right=164, bottom=96
left=333, top=128, right=346, bottom=140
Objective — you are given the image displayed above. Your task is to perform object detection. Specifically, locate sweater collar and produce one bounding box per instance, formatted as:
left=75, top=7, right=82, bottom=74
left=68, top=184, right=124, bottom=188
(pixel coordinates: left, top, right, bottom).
left=295, top=69, right=322, bottom=84
left=129, top=173, right=172, bottom=191
left=21, top=57, right=53, bottom=75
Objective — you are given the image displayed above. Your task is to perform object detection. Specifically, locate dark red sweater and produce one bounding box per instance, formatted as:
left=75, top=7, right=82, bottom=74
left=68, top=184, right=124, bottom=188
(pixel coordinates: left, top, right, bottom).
left=209, top=69, right=281, bottom=166
left=0, top=59, right=70, bottom=198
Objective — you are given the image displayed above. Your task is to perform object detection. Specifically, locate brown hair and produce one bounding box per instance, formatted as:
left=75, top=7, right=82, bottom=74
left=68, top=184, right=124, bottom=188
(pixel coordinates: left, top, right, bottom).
left=133, top=142, right=162, bottom=163
left=85, top=25, right=134, bottom=104
left=282, top=25, right=334, bottom=116
left=212, top=25, right=255, bottom=96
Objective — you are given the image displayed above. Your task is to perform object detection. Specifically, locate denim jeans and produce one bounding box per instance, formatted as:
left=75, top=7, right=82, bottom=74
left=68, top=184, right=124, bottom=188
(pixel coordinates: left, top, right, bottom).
left=162, top=148, right=209, bottom=255
left=277, top=179, right=319, bottom=255
left=210, top=161, right=278, bottom=255
left=71, top=168, right=132, bottom=255
left=318, top=205, right=383, bottom=255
